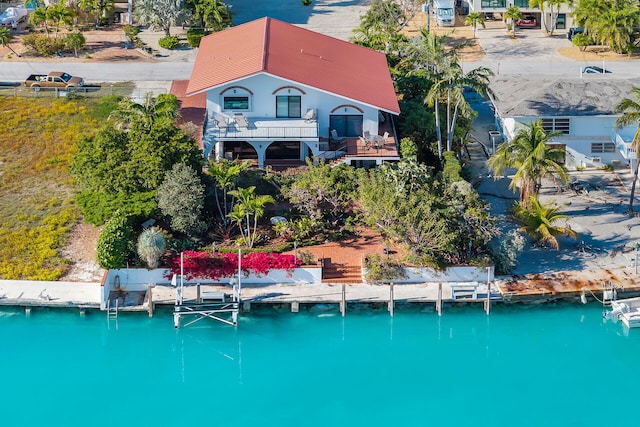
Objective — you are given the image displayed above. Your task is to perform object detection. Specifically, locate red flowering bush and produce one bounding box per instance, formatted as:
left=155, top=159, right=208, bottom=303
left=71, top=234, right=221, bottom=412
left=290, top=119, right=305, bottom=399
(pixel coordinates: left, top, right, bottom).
left=167, top=251, right=301, bottom=280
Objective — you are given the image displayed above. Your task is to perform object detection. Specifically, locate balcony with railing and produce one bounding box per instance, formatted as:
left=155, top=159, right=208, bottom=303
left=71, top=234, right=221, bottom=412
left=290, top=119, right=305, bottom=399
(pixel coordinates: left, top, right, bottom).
left=615, top=132, right=636, bottom=160
left=206, top=115, right=319, bottom=140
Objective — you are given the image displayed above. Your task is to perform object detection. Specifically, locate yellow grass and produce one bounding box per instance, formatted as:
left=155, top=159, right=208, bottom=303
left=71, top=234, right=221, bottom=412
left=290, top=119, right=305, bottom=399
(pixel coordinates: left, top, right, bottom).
left=0, top=97, right=104, bottom=279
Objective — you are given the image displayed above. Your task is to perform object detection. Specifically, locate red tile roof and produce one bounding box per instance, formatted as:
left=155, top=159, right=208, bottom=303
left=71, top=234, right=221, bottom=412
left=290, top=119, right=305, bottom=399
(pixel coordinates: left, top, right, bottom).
left=170, top=80, right=207, bottom=150
left=186, top=17, right=400, bottom=114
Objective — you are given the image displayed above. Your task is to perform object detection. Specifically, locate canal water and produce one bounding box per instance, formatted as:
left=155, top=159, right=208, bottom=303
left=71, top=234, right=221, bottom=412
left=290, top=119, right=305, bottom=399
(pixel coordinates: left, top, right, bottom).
left=1, top=303, right=638, bottom=427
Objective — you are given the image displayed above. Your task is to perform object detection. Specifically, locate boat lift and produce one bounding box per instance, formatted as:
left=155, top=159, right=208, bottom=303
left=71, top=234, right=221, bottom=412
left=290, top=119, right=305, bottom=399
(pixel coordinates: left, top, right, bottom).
left=173, top=252, right=241, bottom=328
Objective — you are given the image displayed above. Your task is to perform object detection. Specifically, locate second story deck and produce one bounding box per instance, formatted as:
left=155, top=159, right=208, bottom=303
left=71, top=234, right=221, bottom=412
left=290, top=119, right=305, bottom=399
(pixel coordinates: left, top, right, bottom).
left=207, top=115, right=319, bottom=140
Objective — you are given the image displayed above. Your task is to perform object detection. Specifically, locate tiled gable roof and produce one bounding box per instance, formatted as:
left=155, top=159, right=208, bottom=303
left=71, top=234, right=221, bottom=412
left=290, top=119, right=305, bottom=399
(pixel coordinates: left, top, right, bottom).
left=186, top=17, right=400, bottom=114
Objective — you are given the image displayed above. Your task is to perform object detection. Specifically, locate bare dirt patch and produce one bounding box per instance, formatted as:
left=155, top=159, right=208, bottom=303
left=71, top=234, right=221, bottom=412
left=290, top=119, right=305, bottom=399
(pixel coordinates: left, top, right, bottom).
left=59, top=222, right=104, bottom=282
left=402, top=13, right=487, bottom=62
left=0, top=28, right=154, bottom=62
left=557, top=46, right=640, bottom=62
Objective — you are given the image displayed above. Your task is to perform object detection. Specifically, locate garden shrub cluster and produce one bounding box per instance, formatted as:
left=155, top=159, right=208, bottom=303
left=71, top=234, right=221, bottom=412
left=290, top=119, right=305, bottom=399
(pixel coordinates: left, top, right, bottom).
left=158, top=36, right=180, bottom=49
left=22, top=34, right=65, bottom=56
left=96, top=210, right=134, bottom=269
left=186, top=28, right=205, bottom=47
left=168, top=251, right=301, bottom=280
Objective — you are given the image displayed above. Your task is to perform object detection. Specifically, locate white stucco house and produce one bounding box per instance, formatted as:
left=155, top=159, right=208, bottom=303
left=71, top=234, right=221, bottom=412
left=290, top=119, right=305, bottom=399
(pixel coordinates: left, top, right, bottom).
left=465, top=0, right=576, bottom=32
left=185, top=17, right=401, bottom=169
left=489, top=75, right=640, bottom=169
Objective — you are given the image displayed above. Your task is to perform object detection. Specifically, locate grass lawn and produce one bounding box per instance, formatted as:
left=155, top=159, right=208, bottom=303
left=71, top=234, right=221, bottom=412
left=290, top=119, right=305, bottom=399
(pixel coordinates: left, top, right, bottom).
left=0, top=95, right=118, bottom=280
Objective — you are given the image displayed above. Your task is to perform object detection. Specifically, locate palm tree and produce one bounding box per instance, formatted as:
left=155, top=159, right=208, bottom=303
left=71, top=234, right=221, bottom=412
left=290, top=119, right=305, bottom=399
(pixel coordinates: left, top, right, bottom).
left=78, top=0, right=115, bottom=27
left=504, top=6, right=523, bottom=36
left=513, top=197, right=578, bottom=249
left=591, top=6, right=639, bottom=54
left=189, top=0, right=234, bottom=31
left=404, top=29, right=471, bottom=158
left=0, top=27, right=21, bottom=57
left=489, top=120, right=568, bottom=209
left=464, top=12, right=485, bottom=38
left=137, top=226, right=166, bottom=269
left=207, top=159, right=252, bottom=237
left=427, top=62, right=494, bottom=153
left=29, top=6, right=50, bottom=35
left=48, top=2, right=75, bottom=34
left=108, top=93, right=179, bottom=130
left=134, top=0, right=191, bottom=37
left=228, top=186, right=274, bottom=248
left=615, top=87, right=640, bottom=213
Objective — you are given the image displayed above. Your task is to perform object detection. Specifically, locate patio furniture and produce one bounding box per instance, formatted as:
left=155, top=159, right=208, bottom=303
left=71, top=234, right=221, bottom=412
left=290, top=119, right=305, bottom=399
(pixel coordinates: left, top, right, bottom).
left=358, top=136, right=370, bottom=150
left=330, top=129, right=346, bottom=143
left=214, top=113, right=230, bottom=129
left=234, top=113, right=249, bottom=129
left=304, top=108, right=317, bottom=122
left=371, top=131, right=389, bottom=149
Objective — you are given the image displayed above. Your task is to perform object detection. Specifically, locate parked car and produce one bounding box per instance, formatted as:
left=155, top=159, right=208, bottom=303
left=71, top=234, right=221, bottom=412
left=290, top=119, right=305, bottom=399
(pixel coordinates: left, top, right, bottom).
left=24, top=72, right=85, bottom=90
left=516, top=16, right=536, bottom=28
left=581, top=66, right=611, bottom=74
left=567, top=27, right=584, bottom=41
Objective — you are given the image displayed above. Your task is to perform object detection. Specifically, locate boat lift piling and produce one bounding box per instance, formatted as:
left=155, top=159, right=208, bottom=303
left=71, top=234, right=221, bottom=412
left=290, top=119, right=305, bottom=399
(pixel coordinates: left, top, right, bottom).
left=173, top=251, right=241, bottom=328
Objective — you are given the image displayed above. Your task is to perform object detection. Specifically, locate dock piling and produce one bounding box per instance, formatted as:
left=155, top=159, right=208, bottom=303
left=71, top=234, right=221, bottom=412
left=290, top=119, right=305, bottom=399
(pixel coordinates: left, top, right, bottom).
left=340, top=284, right=346, bottom=317
left=25, top=307, right=31, bottom=316
left=291, top=301, right=299, bottom=313
left=388, top=282, right=394, bottom=317
left=484, top=281, right=491, bottom=315
left=436, top=283, right=442, bottom=316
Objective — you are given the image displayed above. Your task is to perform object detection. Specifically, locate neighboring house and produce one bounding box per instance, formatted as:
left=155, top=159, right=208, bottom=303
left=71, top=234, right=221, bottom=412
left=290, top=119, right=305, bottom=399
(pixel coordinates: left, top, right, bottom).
left=186, top=17, right=401, bottom=169
left=489, top=75, right=640, bottom=169
left=466, top=0, right=575, bottom=32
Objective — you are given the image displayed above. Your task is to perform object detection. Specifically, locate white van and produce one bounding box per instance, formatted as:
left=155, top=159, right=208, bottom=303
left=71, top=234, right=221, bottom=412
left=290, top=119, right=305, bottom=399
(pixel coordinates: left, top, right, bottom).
left=434, top=0, right=455, bottom=27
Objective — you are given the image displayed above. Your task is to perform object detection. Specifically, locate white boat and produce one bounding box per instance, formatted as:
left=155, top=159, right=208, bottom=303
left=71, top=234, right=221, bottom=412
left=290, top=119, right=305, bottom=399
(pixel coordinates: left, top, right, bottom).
left=0, top=7, right=29, bottom=26
left=608, top=297, right=640, bottom=328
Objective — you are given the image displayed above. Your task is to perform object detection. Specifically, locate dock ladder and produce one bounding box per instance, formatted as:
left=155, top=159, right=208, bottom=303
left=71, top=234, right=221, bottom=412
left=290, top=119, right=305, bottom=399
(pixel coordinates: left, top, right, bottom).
left=107, top=298, right=118, bottom=320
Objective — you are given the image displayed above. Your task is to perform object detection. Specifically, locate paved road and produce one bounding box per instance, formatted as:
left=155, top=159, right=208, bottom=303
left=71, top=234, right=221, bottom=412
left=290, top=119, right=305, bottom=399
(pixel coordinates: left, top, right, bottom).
left=1, top=3, right=639, bottom=82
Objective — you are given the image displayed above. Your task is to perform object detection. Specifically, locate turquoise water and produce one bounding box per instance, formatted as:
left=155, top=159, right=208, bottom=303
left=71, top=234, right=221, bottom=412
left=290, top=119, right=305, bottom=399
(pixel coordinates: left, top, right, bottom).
left=1, top=303, right=639, bottom=427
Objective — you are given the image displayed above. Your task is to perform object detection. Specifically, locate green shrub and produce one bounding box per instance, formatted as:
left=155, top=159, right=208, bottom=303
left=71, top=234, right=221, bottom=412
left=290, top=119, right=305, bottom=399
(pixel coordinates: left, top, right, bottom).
left=186, top=27, right=205, bottom=48
left=22, top=34, right=65, bottom=56
left=273, top=216, right=321, bottom=241
left=123, top=24, right=141, bottom=43
left=442, top=151, right=463, bottom=183
left=158, top=36, right=180, bottom=50
left=96, top=210, right=134, bottom=269
left=489, top=230, right=525, bottom=274
left=572, top=33, right=594, bottom=50
left=297, top=249, right=316, bottom=265
left=364, top=253, right=407, bottom=283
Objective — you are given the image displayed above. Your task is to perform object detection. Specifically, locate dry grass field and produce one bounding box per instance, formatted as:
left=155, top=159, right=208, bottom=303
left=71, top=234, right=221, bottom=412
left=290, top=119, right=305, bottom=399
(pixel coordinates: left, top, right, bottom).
left=0, top=96, right=115, bottom=280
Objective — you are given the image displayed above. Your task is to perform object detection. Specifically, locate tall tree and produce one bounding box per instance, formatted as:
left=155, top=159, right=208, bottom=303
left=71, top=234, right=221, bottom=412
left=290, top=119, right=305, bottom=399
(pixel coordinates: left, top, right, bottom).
left=228, top=186, right=274, bottom=248
left=489, top=120, right=568, bottom=209
left=108, top=93, right=179, bottom=131
left=187, top=0, right=233, bottom=31
left=529, top=0, right=570, bottom=36
left=615, top=87, right=640, bottom=213
left=504, top=6, right=524, bottom=36
left=28, top=6, right=51, bottom=35
left=134, top=0, right=191, bottom=36
left=0, top=27, right=20, bottom=57
left=464, top=12, right=485, bottom=38
left=572, top=0, right=640, bottom=53
left=207, top=159, right=252, bottom=238
left=157, top=163, right=207, bottom=237
left=427, top=63, right=494, bottom=153
left=65, top=31, right=85, bottom=57
left=78, top=0, right=115, bottom=27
